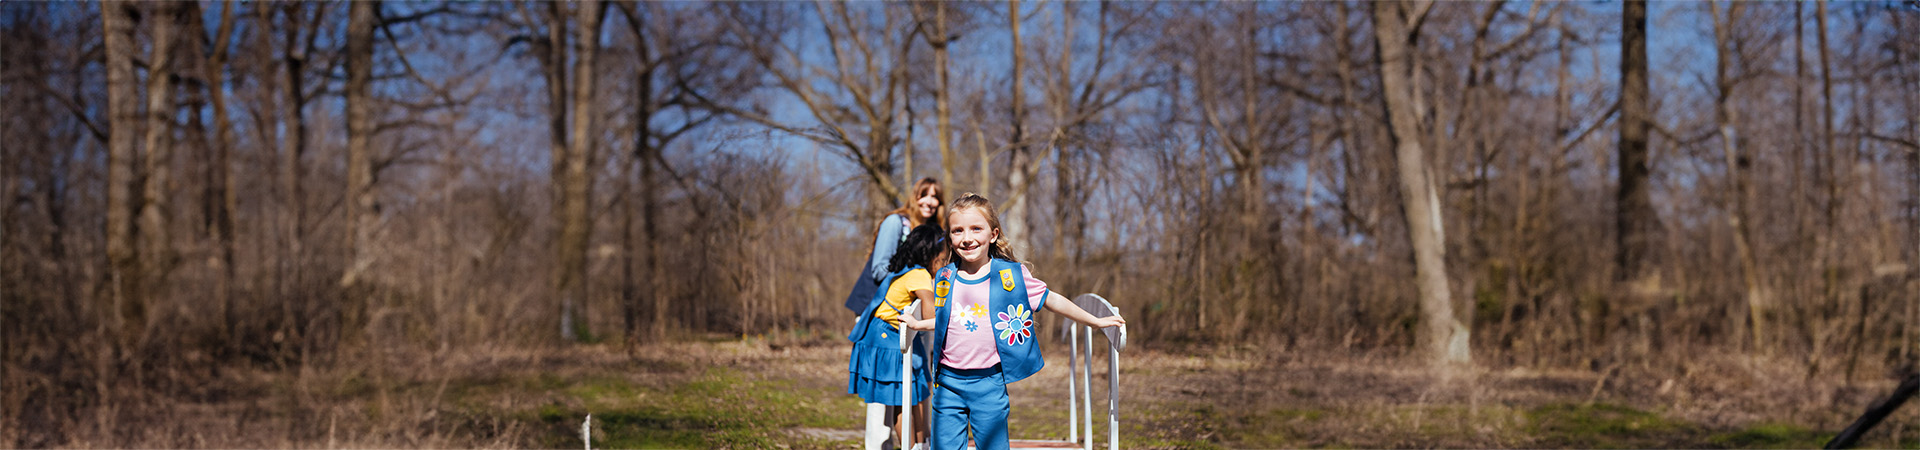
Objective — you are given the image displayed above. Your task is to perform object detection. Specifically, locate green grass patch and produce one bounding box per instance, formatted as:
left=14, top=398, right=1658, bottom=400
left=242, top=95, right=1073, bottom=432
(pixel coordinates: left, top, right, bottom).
left=1709, top=422, right=1830, bottom=449
left=519, top=367, right=862, bottom=449
left=1525, top=403, right=1700, bottom=448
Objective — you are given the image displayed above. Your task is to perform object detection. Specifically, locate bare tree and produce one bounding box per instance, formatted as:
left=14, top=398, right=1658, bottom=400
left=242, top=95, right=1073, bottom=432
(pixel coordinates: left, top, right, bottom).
left=1003, top=0, right=1030, bottom=253
left=187, top=0, right=242, bottom=352
left=1004, top=0, right=1144, bottom=263
left=1812, top=0, right=1843, bottom=359
left=341, top=0, right=379, bottom=345
left=99, top=0, right=143, bottom=349
left=271, top=2, right=330, bottom=359
left=714, top=2, right=917, bottom=213
left=1615, top=0, right=1667, bottom=356
left=1708, top=0, right=1767, bottom=353
left=553, top=0, right=602, bottom=342
left=910, top=1, right=959, bottom=195
left=610, top=1, right=728, bottom=343
left=1372, top=0, right=1469, bottom=366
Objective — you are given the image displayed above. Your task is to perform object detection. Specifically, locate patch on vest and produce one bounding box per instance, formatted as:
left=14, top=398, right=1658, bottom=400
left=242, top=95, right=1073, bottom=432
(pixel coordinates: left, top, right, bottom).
left=994, top=304, right=1033, bottom=346
left=999, top=268, right=1014, bottom=292
left=935, top=280, right=951, bottom=300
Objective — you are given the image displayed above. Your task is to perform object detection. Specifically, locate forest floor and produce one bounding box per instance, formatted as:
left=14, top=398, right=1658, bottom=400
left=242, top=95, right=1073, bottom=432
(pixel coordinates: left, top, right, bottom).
left=61, top=333, right=1920, bottom=449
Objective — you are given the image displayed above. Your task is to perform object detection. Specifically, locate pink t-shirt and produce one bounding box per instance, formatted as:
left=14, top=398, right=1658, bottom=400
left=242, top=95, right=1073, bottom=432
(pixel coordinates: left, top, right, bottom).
left=940, top=264, right=1049, bottom=370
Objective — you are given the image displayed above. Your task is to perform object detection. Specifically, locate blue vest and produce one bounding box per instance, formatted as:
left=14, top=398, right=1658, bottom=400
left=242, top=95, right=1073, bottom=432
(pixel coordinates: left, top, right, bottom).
left=847, top=266, right=927, bottom=392
left=848, top=265, right=922, bottom=344
left=931, top=258, right=1046, bottom=383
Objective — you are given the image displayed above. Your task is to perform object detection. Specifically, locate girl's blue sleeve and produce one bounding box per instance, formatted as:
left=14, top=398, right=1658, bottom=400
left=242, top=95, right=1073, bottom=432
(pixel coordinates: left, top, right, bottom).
left=867, top=215, right=903, bottom=283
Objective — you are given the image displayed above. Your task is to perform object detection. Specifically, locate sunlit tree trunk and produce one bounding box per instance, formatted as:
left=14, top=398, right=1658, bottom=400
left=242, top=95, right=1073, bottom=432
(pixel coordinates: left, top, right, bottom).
left=1373, top=0, right=1469, bottom=366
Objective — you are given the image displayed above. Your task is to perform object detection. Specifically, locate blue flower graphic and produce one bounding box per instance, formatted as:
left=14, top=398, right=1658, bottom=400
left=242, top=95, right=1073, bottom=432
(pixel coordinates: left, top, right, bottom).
left=964, top=320, right=978, bottom=332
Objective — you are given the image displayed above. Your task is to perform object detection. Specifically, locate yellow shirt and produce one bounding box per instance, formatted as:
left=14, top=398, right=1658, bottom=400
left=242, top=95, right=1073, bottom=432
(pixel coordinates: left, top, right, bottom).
left=873, top=268, right=932, bottom=327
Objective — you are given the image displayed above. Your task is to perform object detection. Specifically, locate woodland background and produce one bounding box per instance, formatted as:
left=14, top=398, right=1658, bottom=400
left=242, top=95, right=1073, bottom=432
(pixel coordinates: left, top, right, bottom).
left=2, top=0, right=1917, bottom=447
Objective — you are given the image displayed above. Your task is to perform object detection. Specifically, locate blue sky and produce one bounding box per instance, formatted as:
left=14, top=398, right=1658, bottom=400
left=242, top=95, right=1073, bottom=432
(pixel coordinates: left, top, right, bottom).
left=136, top=0, right=1878, bottom=245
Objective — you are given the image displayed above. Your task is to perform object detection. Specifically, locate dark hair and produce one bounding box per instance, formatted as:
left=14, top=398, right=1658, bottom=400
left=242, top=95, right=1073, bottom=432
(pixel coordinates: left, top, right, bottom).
left=887, top=224, right=946, bottom=273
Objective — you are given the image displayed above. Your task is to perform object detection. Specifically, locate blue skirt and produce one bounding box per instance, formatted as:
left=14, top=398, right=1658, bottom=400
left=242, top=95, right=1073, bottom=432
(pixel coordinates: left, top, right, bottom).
left=847, top=317, right=929, bottom=405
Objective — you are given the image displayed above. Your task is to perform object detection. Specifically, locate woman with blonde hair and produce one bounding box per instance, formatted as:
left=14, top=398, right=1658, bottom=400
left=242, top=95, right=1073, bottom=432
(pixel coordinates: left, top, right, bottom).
left=844, top=178, right=945, bottom=313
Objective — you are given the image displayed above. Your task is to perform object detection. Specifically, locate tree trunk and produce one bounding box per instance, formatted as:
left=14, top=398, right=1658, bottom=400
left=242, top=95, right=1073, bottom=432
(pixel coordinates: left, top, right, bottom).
left=280, top=2, right=312, bottom=359
left=1050, top=1, right=1083, bottom=293
left=137, top=1, right=182, bottom=350
left=553, top=0, right=601, bottom=342
left=100, top=0, right=143, bottom=349
left=1711, top=1, right=1766, bottom=354
left=624, top=6, right=658, bottom=343
left=194, top=0, right=240, bottom=355
left=341, top=0, right=379, bottom=347
left=1372, top=0, right=1470, bottom=366
left=1332, top=0, right=1365, bottom=238
left=931, top=1, right=955, bottom=193
left=643, top=130, right=664, bottom=341
left=539, top=1, right=571, bottom=342
left=1004, top=0, right=1030, bottom=257
left=903, top=56, right=916, bottom=199
left=1902, top=8, right=1920, bottom=363
left=542, top=1, right=569, bottom=227
left=1617, top=0, right=1669, bottom=357
left=1617, top=0, right=1653, bottom=268
left=1231, top=10, right=1265, bottom=340
left=620, top=133, right=637, bottom=344
left=1815, top=0, right=1843, bottom=360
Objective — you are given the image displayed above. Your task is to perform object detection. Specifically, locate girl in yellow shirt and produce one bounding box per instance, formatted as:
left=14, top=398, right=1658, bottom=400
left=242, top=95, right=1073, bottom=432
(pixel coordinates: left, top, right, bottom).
left=848, top=224, right=945, bottom=448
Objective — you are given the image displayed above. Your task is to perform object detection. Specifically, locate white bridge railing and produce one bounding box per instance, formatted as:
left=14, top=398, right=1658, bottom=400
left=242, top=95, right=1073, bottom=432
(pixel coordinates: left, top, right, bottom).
left=1065, top=293, right=1124, bottom=450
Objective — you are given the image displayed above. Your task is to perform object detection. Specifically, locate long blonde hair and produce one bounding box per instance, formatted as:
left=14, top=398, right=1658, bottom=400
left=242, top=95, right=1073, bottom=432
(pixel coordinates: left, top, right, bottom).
left=943, top=193, right=1019, bottom=263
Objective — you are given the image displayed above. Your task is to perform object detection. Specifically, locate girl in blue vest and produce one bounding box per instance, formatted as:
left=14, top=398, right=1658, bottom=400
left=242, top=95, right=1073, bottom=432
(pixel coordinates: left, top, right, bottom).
left=923, top=193, right=1124, bottom=450
left=849, top=224, right=947, bottom=449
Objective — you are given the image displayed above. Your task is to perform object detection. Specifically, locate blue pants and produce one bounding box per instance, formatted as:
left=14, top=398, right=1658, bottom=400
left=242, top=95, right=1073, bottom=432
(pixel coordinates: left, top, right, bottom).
left=931, top=365, right=1009, bottom=450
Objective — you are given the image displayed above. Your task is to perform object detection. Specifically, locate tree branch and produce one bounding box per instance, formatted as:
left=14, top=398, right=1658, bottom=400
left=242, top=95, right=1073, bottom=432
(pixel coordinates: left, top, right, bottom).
left=33, top=79, right=110, bottom=143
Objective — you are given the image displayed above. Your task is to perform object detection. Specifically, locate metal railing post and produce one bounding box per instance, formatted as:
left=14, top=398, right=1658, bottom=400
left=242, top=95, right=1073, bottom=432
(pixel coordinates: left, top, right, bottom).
left=1083, top=325, right=1094, bottom=450
left=1068, top=318, right=1079, bottom=444
left=900, top=300, right=918, bottom=449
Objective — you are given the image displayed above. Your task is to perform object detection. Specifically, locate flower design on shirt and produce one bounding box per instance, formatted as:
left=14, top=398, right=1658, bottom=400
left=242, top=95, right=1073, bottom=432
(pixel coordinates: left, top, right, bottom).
left=965, top=304, right=987, bottom=320
left=964, top=320, right=978, bottom=332
left=993, top=304, right=1034, bottom=346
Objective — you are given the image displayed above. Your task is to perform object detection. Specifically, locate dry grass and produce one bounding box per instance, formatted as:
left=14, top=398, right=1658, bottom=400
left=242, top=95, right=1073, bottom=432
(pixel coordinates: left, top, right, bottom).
left=11, top=336, right=1918, bottom=449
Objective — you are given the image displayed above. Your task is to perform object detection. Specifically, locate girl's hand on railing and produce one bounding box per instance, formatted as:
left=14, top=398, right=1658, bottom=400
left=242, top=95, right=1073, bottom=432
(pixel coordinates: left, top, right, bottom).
left=1087, top=315, right=1125, bottom=329
left=903, top=318, right=937, bottom=331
